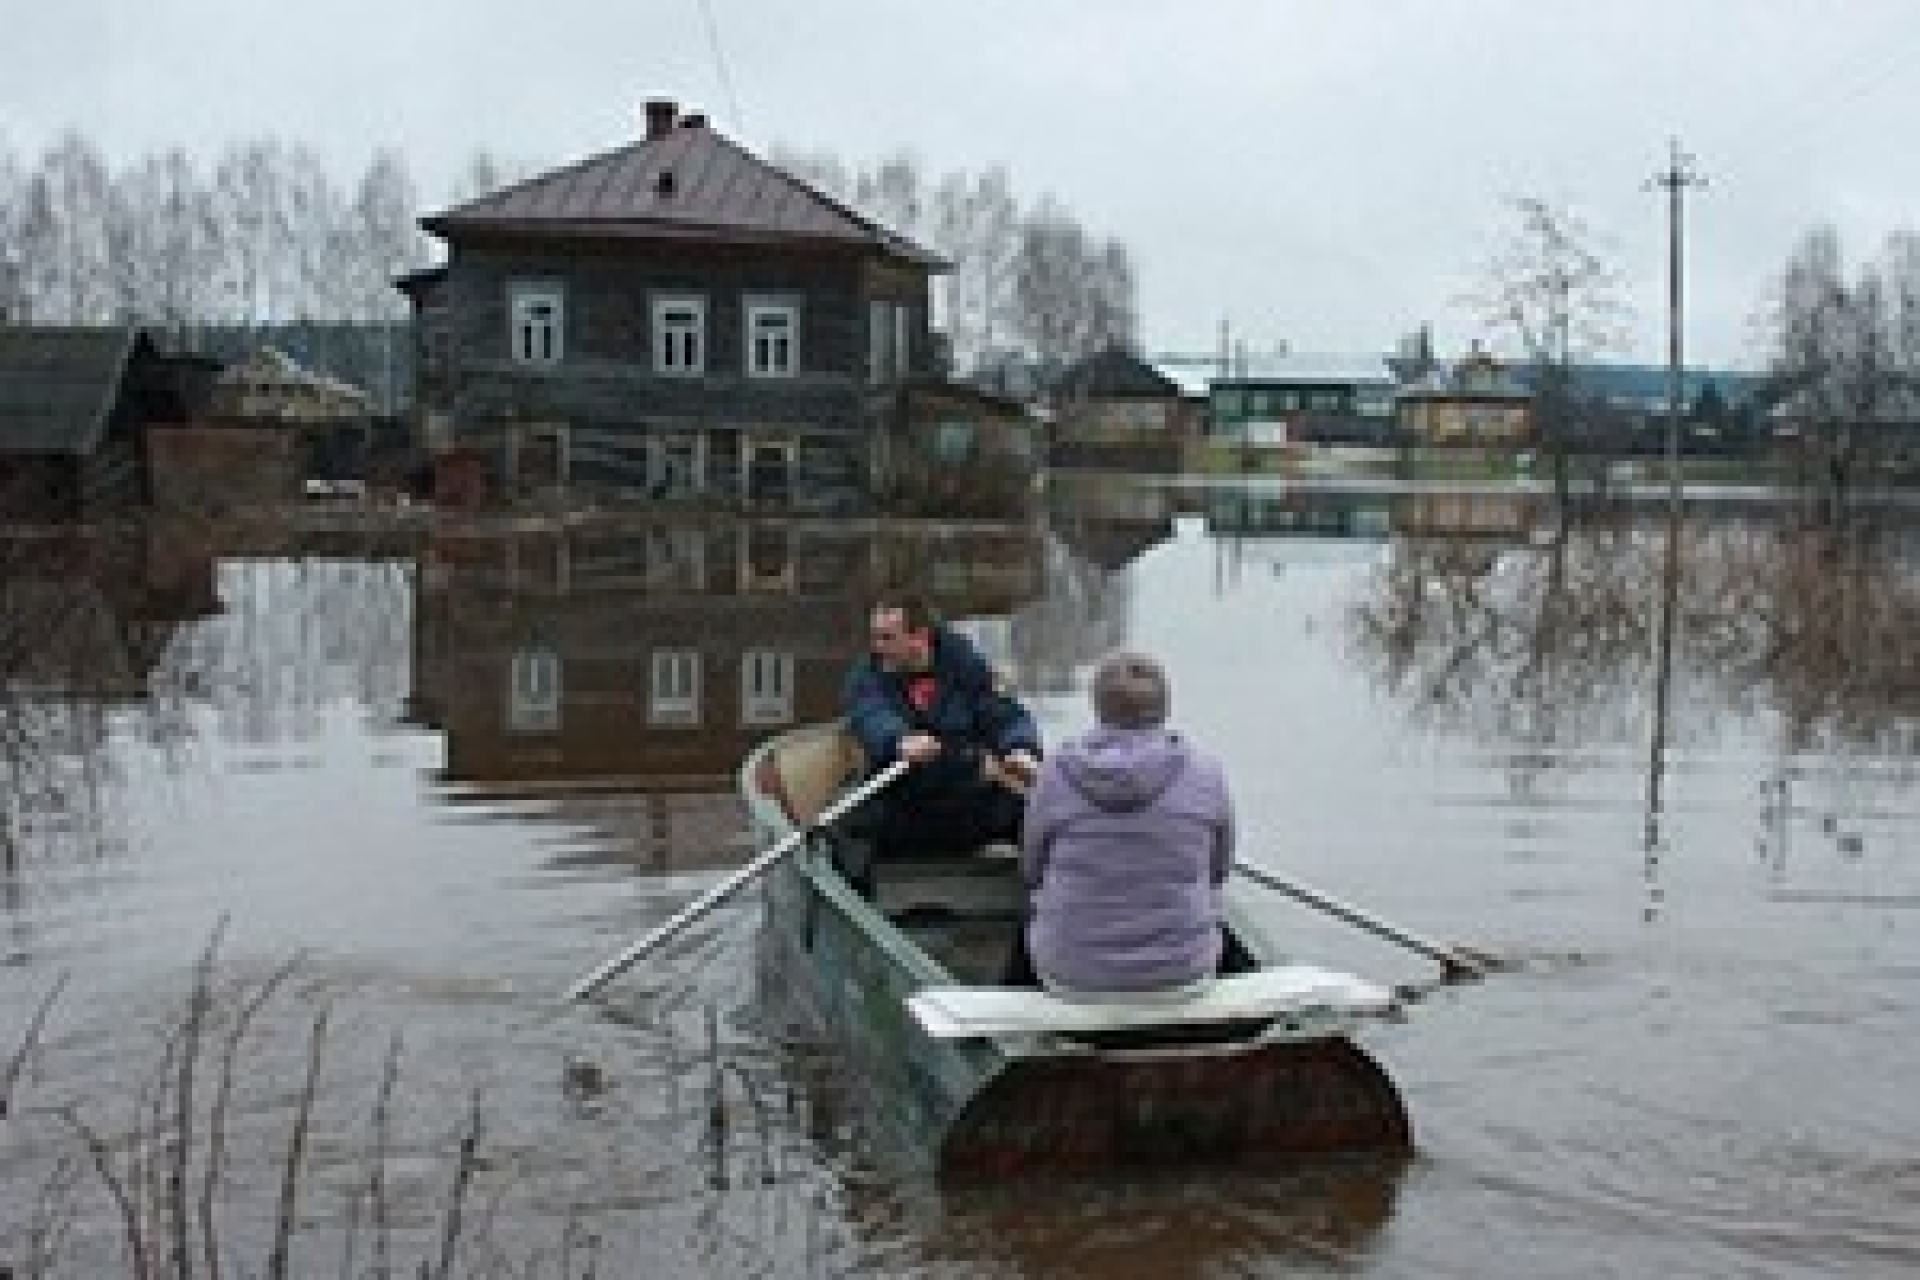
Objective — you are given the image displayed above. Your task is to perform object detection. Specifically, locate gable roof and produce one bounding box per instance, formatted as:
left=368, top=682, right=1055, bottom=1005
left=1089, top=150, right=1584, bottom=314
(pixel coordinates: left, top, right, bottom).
left=0, top=326, right=146, bottom=455
left=1055, top=347, right=1185, bottom=400
left=422, top=114, right=946, bottom=270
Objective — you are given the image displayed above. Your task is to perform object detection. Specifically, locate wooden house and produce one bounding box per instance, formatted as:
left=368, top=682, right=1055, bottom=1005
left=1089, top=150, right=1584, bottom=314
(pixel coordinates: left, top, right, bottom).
left=1048, top=346, right=1192, bottom=472
left=1396, top=345, right=1534, bottom=446
left=0, top=327, right=214, bottom=519
left=404, top=518, right=1041, bottom=859
left=401, top=98, right=1026, bottom=514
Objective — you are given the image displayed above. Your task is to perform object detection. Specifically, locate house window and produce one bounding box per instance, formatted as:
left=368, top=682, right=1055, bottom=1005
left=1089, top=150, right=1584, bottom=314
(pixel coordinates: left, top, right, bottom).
left=741, top=650, right=794, bottom=726
left=653, top=295, right=706, bottom=374
left=650, top=649, right=701, bottom=724
left=510, top=284, right=564, bottom=364
left=746, top=300, right=799, bottom=377
left=507, top=648, right=561, bottom=734
left=893, top=304, right=911, bottom=377
left=933, top=420, right=975, bottom=463
left=868, top=301, right=893, bottom=384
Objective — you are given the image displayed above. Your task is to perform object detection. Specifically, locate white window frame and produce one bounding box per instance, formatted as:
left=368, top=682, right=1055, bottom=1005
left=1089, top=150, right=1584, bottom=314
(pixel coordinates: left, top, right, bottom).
left=892, top=303, right=911, bottom=378
left=507, top=647, right=562, bottom=733
left=741, top=650, right=795, bottom=726
left=745, top=299, right=800, bottom=377
left=509, top=282, right=564, bottom=365
left=650, top=649, right=701, bottom=725
left=652, top=295, right=706, bottom=375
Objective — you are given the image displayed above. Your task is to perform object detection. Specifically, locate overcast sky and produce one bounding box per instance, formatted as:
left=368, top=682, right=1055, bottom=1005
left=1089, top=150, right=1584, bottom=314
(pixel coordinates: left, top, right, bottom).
left=8, top=0, right=1919, bottom=369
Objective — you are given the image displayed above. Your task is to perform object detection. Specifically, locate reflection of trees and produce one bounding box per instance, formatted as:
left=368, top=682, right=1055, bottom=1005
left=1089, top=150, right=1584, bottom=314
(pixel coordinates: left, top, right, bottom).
left=1348, top=510, right=1920, bottom=756
left=1, top=526, right=416, bottom=875
left=1012, top=481, right=1172, bottom=695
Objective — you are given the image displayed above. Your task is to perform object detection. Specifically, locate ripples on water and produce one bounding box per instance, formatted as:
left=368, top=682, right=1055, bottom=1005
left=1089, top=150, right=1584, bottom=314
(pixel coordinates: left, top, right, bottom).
left=3, top=497, right=1919, bottom=1276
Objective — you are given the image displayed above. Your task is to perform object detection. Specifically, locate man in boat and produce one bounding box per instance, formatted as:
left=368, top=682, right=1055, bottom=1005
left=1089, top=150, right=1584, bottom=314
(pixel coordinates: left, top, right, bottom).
left=1020, top=651, right=1234, bottom=998
left=840, top=594, right=1042, bottom=884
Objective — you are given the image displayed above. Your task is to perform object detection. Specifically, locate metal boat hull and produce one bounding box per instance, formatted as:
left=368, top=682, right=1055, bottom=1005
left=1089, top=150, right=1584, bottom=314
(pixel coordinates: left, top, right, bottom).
left=743, top=725, right=1412, bottom=1178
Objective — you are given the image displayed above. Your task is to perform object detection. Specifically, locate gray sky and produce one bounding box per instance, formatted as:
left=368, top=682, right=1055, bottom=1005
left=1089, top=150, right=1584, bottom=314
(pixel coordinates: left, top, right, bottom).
left=8, top=0, right=1919, bottom=369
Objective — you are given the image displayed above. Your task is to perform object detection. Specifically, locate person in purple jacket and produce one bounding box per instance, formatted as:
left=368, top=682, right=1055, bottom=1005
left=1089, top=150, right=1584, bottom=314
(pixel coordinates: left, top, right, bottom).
left=1020, top=650, right=1235, bottom=998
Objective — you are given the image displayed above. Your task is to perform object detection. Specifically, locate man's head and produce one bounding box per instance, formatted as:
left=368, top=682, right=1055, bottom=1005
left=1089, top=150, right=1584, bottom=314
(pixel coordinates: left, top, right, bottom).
left=1092, top=650, right=1169, bottom=729
left=869, top=595, right=937, bottom=671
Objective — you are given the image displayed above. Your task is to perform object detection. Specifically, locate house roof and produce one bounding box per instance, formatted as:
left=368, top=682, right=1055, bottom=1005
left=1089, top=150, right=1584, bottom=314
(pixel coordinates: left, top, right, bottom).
left=1055, top=347, right=1185, bottom=400
left=1147, top=352, right=1398, bottom=398
left=422, top=110, right=946, bottom=270
left=0, top=326, right=146, bottom=455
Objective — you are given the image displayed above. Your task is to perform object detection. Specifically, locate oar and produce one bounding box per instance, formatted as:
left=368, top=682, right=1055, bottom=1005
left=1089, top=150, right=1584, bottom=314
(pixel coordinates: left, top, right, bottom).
left=1232, top=857, right=1499, bottom=982
left=565, top=758, right=909, bottom=1004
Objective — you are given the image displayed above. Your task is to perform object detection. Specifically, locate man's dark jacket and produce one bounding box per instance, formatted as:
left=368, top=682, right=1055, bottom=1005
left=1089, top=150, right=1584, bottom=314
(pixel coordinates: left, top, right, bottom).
left=843, top=626, right=1041, bottom=808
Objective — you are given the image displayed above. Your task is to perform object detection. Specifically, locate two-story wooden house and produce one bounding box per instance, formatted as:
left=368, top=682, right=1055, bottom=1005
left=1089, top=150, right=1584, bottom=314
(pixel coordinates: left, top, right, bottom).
left=402, top=99, right=1022, bottom=514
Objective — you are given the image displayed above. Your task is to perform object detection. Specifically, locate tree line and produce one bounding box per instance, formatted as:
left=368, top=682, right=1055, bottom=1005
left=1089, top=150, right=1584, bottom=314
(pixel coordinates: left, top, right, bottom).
left=769, top=146, right=1137, bottom=378
left=0, top=130, right=1138, bottom=379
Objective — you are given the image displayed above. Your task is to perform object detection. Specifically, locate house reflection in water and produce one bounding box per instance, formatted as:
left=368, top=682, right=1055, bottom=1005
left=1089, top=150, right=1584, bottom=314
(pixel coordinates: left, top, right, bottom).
left=404, top=517, right=1043, bottom=872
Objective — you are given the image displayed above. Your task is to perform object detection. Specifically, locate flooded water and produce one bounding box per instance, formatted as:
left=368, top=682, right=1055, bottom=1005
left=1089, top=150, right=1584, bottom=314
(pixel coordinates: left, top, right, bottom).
left=3, top=488, right=1918, bottom=1277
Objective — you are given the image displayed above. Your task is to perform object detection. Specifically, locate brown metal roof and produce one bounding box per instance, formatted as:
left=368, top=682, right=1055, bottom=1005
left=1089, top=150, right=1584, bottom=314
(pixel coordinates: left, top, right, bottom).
left=422, top=117, right=947, bottom=270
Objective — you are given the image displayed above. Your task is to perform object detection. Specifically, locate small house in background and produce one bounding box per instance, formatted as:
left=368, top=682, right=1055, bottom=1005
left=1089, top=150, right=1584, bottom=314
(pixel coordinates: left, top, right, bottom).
left=1395, top=344, right=1534, bottom=446
left=401, top=96, right=1034, bottom=516
left=1047, top=346, right=1192, bottom=473
left=208, top=345, right=377, bottom=496
left=0, top=327, right=218, bottom=519
left=1205, top=351, right=1400, bottom=446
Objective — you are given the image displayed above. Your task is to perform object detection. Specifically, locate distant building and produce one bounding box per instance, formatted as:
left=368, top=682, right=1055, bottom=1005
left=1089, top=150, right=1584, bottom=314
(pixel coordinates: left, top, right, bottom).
left=0, top=327, right=222, bottom=518
left=1186, top=351, right=1399, bottom=446
left=401, top=98, right=1033, bottom=514
left=1048, top=346, right=1194, bottom=471
left=1396, top=345, right=1533, bottom=446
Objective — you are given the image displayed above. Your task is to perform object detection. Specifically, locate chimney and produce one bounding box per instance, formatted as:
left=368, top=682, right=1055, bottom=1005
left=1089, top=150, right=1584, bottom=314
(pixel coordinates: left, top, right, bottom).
left=643, top=99, right=678, bottom=141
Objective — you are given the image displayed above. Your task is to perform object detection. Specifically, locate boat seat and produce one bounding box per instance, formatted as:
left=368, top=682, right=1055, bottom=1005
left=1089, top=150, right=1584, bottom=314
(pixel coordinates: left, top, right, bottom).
left=906, top=965, right=1398, bottom=1040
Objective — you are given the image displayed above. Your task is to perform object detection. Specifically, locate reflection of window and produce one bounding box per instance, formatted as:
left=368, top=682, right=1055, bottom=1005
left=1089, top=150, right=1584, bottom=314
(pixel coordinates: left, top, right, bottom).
left=746, top=300, right=799, bottom=377
left=640, top=526, right=706, bottom=589
left=741, top=650, right=794, bottom=726
left=653, top=295, right=705, bottom=374
left=510, top=284, right=564, bottom=364
left=508, top=648, right=562, bottom=733
left=650, top=650, right=701, bottom=724
left=647, top=434, right=703, bottom=499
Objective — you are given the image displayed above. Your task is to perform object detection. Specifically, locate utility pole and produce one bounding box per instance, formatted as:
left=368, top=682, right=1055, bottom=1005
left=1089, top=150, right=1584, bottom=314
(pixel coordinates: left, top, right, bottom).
left=1642, top=140, right=1708, bottom=866
left=1650, top=140, right=1708, bottom=492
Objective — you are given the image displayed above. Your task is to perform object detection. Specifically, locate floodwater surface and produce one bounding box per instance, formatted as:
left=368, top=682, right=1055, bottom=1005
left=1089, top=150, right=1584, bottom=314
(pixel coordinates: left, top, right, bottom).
left=3, top=491, right=1918, bottom=1277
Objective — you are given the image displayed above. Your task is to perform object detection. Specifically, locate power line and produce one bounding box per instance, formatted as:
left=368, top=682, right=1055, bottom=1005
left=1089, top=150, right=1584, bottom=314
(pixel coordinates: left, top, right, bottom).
left=696, top=0, right=745, bottom=134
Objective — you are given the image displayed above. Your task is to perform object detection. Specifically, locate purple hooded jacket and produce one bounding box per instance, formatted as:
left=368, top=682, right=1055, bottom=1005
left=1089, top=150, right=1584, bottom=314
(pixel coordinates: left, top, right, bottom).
left=1020, top=725, right=1235, bottom=992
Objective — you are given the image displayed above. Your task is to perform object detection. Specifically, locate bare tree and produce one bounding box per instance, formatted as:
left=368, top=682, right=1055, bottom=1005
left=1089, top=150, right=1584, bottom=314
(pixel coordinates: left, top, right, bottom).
left=770, top=146, right=1138, bottom=378
left=1012, top=198, right=1137, bottom=371
left=104, top=147, right=220, bottom=331
left=1465, top=197, right=1633, bottom=502
left=17, top=132, right=115, bottom=323
left=1761, top=224, right=1920, bottom=517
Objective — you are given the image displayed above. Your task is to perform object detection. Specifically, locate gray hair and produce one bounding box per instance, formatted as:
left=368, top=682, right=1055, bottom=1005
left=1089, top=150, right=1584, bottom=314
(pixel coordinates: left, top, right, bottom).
left=1091, top=650, right=1169, bottom=729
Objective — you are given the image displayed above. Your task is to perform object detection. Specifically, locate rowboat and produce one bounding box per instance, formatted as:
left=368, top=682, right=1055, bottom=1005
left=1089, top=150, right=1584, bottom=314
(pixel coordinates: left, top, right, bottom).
left=740, top=723, right=1414, bottom=1179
